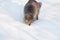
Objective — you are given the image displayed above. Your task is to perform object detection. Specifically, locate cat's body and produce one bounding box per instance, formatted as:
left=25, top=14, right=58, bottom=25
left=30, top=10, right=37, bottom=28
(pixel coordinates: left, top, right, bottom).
left=24, top=0, right=42, bottom=26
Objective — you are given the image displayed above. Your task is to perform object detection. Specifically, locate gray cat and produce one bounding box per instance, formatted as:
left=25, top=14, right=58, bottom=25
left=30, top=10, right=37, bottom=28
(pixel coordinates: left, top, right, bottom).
left=24, top=0, right=42, bottom=26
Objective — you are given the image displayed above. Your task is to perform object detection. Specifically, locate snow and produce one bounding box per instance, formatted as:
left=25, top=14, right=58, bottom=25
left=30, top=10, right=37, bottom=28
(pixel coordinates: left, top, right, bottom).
left=0, top=0, right=60, bottom=40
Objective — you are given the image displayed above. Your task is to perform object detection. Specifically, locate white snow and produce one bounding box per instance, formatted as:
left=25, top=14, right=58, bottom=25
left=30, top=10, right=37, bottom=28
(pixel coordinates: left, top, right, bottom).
left=0, top=0, right=60, bottom=40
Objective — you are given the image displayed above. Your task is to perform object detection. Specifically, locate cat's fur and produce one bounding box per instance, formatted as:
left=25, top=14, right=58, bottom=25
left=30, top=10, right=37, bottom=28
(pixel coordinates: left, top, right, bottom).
left=24, top=0, right=42, bottom=26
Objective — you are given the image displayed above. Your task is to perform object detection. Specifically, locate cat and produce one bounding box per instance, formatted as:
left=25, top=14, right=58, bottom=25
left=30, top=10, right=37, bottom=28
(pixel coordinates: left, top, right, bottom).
left=24, top=0, right=42, bottom=26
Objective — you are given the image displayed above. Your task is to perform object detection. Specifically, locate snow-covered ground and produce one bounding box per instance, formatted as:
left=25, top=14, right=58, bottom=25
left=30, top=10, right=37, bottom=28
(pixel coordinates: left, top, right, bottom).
left=0, top=0, right=60, bottom=40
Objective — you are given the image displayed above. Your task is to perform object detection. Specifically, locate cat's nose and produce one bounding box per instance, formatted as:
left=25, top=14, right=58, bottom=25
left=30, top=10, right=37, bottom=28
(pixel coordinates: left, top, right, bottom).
left=29, top=24, right=31, bottom=26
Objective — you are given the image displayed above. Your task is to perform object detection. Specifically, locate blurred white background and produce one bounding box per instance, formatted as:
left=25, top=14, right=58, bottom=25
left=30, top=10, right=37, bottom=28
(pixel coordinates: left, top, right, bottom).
left=0, top=0, right=60, bottom=40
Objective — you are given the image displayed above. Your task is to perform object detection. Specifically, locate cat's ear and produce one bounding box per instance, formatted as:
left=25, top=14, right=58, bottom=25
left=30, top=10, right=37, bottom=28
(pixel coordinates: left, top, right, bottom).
left=39, top=2, right=42, bottom=8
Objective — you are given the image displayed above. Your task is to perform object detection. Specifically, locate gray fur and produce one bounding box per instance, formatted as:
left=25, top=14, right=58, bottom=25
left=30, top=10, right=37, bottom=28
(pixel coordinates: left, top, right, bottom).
left=24, top=0, right=42, bottom=26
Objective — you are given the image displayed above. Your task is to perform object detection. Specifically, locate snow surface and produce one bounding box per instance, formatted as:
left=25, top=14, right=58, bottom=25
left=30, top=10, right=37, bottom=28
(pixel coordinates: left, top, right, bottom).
left=0, top=0, right=60, bottom=40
